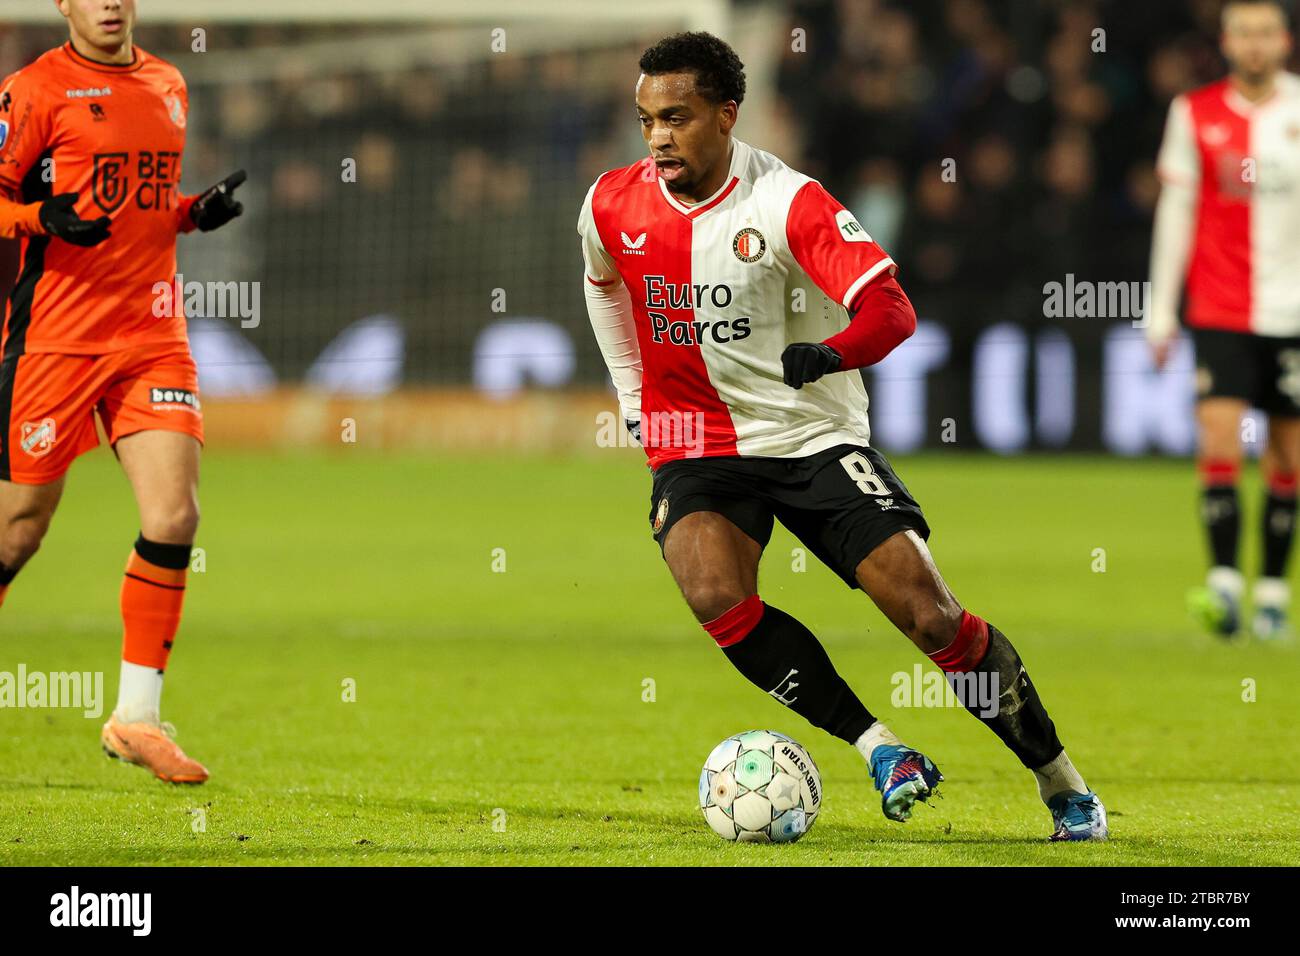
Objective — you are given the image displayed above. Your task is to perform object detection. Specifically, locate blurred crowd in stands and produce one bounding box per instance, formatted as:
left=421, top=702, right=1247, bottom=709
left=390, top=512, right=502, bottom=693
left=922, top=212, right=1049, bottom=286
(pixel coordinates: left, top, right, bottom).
left=0, top=1, right=1291, bottom=384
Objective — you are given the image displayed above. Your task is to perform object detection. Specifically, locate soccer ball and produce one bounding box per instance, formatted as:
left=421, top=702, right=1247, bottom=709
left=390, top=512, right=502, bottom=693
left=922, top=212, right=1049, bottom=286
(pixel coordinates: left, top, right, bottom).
left=698, top=729, right=822, bottom=843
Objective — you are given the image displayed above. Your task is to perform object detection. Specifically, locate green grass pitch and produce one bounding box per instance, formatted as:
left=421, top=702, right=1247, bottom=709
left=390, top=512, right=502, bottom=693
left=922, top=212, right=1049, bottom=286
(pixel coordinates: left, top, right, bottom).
left=0, top=447, right=1297, bottom=866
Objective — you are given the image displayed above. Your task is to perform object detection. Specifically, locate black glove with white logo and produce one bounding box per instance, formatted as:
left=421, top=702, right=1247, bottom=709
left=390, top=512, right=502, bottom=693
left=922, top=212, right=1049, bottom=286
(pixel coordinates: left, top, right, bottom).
left=39, top=193, right=111, bottom=247
left=189, top=169, right=246, bottom=232
left=782, top=342, right=842, bottom=389
left=626, top=419, right=642, bottom=444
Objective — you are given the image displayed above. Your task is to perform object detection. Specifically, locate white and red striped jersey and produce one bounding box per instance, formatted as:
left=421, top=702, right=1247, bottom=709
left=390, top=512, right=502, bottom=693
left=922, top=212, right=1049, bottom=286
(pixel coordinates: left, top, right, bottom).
left=578, top=137, right=897, bottom=468
left=1154, top=73, right=1300, bottom=337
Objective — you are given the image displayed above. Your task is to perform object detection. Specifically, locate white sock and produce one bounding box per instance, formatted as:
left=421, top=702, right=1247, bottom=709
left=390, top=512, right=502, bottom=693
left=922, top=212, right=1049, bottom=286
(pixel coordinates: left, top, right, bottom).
left=853, top=721, right=903, bottom=765
left=1253, top=576, right=1290, bottom=610
left=1033, top=751, right=1087, bottom=803
left=1208, top=565, right=1245, bottom=599
left=115, top=661, right=163, bottom=725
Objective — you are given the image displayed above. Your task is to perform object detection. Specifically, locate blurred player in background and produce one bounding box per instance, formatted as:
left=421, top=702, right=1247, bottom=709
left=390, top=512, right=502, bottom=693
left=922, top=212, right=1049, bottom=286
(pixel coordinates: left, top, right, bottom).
left=1147, top=0, right=1300, bottom=640
left=0, top=0, right=245, bottom=781
left=580, top=32, right=1106, bottom=840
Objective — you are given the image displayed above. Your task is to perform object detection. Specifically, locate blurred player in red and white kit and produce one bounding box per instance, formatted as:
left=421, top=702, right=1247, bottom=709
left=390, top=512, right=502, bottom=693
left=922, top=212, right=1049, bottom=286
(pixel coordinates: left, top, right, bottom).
left=579, top=33, right=1106, bottom=840
left=0, top=0, right=246, bottom=782
left=1148, top=0, right=1300, bottom=640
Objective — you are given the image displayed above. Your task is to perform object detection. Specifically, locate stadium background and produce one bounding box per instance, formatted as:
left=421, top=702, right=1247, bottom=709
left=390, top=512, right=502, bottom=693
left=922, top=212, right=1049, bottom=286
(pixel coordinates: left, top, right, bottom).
left=1, top=0, right=1299, bottom=869
left=2, top=0, right=1283, bottom=454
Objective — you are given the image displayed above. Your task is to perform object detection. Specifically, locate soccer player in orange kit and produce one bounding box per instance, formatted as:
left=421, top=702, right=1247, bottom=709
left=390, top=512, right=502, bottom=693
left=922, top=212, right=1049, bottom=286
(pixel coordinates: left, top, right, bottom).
left=0, top=0, right=245, bottom=783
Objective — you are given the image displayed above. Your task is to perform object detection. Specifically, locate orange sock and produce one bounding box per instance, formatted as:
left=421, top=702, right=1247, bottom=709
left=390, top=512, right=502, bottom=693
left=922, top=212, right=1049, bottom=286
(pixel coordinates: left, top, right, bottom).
left=120, top=537, right=190, bottom=670
left=0, top=584, right=8, bottom=608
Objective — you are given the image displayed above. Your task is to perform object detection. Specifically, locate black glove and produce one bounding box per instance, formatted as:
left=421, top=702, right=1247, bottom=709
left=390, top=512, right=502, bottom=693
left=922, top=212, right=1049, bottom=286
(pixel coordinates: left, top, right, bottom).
left=626, top=419, right=642, bottom=444
left=189, top=169, right=246, bottom=232
left=782, top=342, right=842, bottom=389
left=39, top=193, right=111, bottom=247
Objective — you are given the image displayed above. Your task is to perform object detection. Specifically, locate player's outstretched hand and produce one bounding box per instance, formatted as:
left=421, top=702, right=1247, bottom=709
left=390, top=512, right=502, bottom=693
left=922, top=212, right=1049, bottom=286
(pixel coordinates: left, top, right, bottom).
left=39, top=193, right=111, bottom=247
left=1150, top=335, right=1175, bottom=371
left=782, top=342, right=841, bottom=389
left=190, top=169, right=246, bottom=232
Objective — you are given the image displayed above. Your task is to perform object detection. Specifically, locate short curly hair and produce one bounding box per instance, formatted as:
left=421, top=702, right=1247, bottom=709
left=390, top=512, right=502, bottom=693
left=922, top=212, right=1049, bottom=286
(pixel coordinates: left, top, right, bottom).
left=638, top=32, right=746, bottom=106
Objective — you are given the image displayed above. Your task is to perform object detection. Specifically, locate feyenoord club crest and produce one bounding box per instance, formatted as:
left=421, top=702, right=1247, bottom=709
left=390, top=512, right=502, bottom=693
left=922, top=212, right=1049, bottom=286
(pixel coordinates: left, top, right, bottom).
left=20, top=418, right=56, bottom=458
left=652, top=495, right=670, bottom=534
left=164, top=94, right=186, bottom=128
left=732, top=226, right=766, bottom=262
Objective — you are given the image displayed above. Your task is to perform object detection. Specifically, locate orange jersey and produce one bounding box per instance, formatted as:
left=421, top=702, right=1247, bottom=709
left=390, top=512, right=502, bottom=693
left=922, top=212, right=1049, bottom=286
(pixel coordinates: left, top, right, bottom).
left=0, top=43, right=197, bottom=355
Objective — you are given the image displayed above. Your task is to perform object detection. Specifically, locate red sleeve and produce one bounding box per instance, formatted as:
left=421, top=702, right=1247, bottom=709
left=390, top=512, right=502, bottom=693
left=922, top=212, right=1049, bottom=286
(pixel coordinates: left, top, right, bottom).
left=0, top=68, right=53, bottom=200
left=822, top=275, right=916, bottom=370
left=786, top=180, right=897, bottom=308
left=176, top=192, right=198, bottom=233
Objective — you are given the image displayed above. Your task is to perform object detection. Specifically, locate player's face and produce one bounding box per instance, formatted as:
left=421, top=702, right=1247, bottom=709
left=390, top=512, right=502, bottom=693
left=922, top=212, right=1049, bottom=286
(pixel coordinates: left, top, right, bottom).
left=635, top=72, right=736, bottom=195
left=1221, top=3, right=1292, bottom=84
left=57, top=0, right=136, bottom=52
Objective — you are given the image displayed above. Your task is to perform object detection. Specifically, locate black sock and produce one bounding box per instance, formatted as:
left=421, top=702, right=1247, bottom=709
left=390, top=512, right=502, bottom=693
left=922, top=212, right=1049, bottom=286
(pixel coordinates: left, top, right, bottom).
left=1202, top=484, right=1240, bottom=568
left=974, top=624, right=1063, bottom=768
left=134, top=533, right=192, bottom=570
left=1263, top=491, right=1297, bottom=578
left=721, top=603, right=876, bottom=744
left=934, top=615, right=1064, bottom=770
left=0, top=561, right=17, bottom=586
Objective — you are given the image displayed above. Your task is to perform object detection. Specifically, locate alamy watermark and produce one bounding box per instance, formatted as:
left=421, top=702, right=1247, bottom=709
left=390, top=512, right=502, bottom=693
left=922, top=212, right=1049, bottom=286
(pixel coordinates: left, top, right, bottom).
left=50, top=886, right=150, bottom=936
left=0, top=665, right=103, bottom=718
left=152, top=274, right=260, bottom=328
left=1043, top=274, right=1151, bottom=327
left=891, top=664, right=999, bottom=717
left=596, top=409, right=706, bottom=457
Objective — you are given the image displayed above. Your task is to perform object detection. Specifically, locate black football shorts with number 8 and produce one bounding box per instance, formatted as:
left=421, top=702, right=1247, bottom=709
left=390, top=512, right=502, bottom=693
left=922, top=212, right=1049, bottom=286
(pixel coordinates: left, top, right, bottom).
left=648, top=443, right=930, bottom=589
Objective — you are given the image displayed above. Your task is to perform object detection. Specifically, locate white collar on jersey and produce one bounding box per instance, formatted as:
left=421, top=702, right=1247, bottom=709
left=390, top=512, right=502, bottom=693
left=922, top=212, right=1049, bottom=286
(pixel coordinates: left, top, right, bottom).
left=1222, top=72, right=1298, bottom=117
left=656, top=138, right=747, bottom=217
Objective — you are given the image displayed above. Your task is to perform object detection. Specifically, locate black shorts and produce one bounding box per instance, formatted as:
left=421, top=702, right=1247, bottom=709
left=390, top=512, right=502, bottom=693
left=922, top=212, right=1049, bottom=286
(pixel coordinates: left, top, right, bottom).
left=648, top=443, right=930, bottom=589
left=1193, top=327, right=1300, bottom=417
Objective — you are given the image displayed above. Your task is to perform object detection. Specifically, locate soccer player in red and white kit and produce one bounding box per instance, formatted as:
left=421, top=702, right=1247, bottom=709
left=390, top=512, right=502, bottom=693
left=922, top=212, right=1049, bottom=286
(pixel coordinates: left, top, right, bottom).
left=0, top=0, right=245, bottom=782
left=580, top=33, right=1106, bottom=840
left=1148, top=0, right=1300, bottom=640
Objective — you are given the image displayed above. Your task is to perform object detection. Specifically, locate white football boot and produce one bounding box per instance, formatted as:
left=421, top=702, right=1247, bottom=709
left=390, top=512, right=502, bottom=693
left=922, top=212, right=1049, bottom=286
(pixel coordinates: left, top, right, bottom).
left=1251, top=577, right=1292, bottom=642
